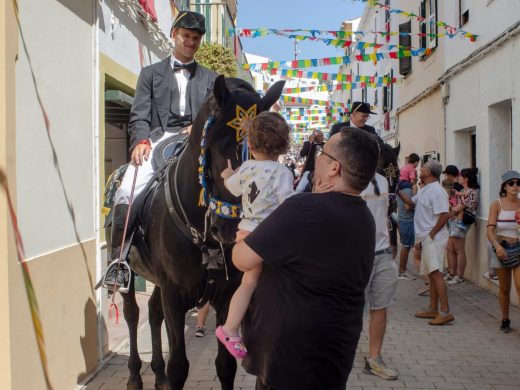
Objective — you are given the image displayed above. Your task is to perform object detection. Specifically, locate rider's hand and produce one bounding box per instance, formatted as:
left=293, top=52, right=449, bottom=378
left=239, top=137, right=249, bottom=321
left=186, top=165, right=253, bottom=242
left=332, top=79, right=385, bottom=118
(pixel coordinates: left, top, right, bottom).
left=182, top=125, right=192, bottom=135
left=221, top=159, right=237, bottom=180
left=131, top=143, right=151, bottom=166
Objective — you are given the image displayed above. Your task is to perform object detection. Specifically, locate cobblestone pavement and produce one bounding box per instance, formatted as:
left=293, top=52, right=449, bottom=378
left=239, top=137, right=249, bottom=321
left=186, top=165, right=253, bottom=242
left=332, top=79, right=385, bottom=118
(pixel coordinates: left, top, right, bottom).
left=83, top=271, right=520, bottom=390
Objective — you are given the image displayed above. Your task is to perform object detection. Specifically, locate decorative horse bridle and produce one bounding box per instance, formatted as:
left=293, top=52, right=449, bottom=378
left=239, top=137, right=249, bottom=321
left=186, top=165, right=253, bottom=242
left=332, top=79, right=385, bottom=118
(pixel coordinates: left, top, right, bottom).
left=198, top=103, right=257, bottom=220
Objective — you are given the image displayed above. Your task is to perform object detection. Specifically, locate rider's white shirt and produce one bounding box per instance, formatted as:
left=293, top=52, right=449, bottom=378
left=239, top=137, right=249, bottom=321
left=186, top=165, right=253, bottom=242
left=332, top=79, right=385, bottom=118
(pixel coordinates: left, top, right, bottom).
left=170, top=55, right=193, bottom=116
left=225, top=160, right=294, bottom=232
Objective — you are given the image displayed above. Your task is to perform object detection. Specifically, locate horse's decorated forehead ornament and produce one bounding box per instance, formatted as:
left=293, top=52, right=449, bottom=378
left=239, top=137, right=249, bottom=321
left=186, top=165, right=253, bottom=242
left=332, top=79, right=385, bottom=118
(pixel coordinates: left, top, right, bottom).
left=383, top=162, right=398, bottom=179
left=198, top=103, right=260, bottom=220
left=226, top=104, right=257, bottom=142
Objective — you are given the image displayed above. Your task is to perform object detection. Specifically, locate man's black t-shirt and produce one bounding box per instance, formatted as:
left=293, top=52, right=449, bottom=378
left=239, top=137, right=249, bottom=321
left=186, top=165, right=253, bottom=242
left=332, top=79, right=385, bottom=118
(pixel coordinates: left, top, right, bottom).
left=242, top=192, right=375, bottom=390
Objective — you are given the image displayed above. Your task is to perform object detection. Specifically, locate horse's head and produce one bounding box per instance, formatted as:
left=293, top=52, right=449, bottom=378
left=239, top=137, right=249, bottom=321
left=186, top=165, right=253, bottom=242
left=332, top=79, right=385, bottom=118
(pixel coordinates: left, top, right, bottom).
left=378, top=141, right=400, bottom=195
left=197, top=75, right=285, bottom=244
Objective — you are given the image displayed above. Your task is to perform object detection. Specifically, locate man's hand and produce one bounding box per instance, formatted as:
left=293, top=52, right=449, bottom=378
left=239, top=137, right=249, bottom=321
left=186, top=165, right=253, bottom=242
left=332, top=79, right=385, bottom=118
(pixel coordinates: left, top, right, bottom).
left=221, top=159, right=237, bottom=180
left=182, top=125, right=192, bottom=135
left=309, top=131, right=316, bottom=143
left=131, top=143, right=151, bottom=166
left=313, top=177, right=334, bottom=193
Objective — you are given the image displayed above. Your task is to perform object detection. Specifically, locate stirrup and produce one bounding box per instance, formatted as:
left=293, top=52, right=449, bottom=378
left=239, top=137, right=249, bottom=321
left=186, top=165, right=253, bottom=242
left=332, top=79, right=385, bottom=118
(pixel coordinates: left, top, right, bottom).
left=100, top=259, right=132, bottom=294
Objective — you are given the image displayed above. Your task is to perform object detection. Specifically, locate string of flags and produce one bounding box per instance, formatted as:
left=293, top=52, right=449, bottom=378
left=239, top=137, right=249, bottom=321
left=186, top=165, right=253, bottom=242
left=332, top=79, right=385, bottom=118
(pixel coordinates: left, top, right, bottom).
left=371, top=1, right=477, bottom=42
left=256, top=68, right=398, bottom=84
left=231, top=27, right=476, bottom=42
left=245, top=48, right=431, bottom=71
left=281, top=95, right=349, bottom=109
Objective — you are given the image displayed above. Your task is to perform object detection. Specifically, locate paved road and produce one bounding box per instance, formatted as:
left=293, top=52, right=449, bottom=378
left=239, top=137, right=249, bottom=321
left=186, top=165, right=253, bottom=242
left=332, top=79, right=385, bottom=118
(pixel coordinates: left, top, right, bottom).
left=83, top=273, right=520, bottom=390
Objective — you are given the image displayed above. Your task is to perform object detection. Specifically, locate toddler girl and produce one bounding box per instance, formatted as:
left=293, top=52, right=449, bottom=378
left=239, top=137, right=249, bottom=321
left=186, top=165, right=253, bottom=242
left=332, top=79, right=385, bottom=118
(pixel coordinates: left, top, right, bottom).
left=216, top=111, right=294, bottom=358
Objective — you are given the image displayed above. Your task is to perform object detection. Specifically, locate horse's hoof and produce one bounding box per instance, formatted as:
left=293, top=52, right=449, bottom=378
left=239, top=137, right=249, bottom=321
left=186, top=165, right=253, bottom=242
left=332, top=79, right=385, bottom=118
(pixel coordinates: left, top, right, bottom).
left=127, top=383, right=143, bottom=390
left=155, top=383, right=169, bottom=390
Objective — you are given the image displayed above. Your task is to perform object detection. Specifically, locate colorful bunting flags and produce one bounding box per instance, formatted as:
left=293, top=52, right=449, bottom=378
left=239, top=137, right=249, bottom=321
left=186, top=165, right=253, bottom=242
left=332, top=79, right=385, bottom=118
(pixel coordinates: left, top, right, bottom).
left=281, top=95, right=348, bottom=108
left=230, top=27, right=476, bottom=42
left=245, top=49, right=430, bottom=70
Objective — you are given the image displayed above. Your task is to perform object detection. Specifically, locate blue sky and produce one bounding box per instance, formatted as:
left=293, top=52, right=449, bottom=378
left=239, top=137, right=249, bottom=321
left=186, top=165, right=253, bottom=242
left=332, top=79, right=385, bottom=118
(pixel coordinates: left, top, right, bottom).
left=237, top=0, right=366, bottom=66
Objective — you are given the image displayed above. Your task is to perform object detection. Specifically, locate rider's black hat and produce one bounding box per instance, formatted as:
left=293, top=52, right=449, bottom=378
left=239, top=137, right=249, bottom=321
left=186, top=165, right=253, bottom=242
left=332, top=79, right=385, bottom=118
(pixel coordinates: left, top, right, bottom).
left=171, top=11, right=206, bottom=34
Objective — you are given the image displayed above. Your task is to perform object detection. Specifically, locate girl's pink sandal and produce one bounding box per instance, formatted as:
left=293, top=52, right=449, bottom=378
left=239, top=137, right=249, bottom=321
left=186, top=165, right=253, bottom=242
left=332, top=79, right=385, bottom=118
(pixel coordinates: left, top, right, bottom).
left=215, top=325, right=248, bottom=359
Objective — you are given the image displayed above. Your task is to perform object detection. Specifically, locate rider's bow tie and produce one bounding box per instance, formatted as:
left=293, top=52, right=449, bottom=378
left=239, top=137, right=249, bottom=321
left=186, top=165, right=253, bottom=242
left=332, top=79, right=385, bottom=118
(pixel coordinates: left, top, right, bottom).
left=173, top=61, right=196, bottom=75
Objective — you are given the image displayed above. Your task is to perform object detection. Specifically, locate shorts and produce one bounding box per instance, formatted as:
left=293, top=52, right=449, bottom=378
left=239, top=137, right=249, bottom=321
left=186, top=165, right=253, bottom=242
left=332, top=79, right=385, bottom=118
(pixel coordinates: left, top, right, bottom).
left=448, top=219, right=469, bottom=238
left=419, top=236, right=447, bottom=275
left=365, top=250, right=398, bottom=310
left=398, top=180, right=413, bottom=190
left=398, top=220, right=414, bottom=247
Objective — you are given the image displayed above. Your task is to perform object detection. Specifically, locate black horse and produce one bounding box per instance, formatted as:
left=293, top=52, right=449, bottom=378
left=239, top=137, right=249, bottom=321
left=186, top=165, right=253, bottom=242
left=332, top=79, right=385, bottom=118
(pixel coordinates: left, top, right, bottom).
left=116, top=76, right=285, bottom=390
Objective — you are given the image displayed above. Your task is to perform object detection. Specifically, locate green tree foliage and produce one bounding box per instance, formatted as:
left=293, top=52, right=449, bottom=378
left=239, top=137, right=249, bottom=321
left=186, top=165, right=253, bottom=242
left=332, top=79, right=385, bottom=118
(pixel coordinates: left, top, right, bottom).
left=195, top=43, right=238, bottom=77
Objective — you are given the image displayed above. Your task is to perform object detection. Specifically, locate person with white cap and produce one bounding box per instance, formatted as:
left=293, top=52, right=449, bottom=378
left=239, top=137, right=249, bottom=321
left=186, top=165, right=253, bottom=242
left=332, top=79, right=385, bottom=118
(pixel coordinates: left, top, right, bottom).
left=486, top=170, right=520, bottom=333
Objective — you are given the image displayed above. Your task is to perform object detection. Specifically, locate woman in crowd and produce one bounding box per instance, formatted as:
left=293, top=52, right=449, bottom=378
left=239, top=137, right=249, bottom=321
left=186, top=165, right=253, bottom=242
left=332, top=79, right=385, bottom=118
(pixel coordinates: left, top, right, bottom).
left=445, top=168, right=480, bottom=285
left=486, top=170, right=520, bottom=333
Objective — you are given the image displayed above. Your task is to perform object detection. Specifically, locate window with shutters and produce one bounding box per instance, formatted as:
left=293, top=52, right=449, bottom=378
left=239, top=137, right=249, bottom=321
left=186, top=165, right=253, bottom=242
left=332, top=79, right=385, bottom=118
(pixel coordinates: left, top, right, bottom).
left=385, top=0, right=391, bottom=43
left=399, top=20, right=412, bottom=76
left=374, top=72, right=379, bottom=106
left=419, top=0, right=438, bottom=56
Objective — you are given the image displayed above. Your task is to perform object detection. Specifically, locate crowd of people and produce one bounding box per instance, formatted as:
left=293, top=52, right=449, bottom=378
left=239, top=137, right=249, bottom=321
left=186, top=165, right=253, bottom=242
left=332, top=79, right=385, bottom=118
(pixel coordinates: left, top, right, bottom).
left=102, top=10, right=520, bottom=387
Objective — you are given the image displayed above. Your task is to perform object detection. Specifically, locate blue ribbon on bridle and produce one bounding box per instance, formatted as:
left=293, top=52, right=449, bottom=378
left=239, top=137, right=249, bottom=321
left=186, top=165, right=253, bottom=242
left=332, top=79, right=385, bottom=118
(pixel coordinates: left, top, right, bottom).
left=198, top=116, right=242, bottom=220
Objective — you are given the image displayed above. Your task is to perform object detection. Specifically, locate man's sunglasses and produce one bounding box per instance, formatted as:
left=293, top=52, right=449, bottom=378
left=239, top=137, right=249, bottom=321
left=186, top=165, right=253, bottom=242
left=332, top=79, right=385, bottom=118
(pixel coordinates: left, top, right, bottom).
left=506, top=179, right=520, bottom=187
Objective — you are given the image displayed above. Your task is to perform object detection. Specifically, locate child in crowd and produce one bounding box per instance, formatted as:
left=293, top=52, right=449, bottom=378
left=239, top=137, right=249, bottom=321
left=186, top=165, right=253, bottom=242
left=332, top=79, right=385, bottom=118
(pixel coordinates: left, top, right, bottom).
left=215, top=112, right=295, bottom=359
left=399, top=153, right=420, bottom=191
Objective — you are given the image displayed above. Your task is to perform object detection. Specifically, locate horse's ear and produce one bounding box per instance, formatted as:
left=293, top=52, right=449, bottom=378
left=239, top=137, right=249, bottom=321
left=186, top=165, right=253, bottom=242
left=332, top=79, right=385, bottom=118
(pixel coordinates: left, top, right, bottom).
left=259, top=80, right=285, bottom=111
left=213, top=75, right=229, bottom=107
left=394, top=142, right=401, bottom=157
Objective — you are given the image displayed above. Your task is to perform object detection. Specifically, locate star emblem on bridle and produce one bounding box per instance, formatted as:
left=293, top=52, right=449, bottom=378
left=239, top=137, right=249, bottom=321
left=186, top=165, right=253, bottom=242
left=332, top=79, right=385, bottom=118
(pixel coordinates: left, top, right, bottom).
left=383, top=163, right=398, bottom=178
left=226, top=104, right=257, bottom=141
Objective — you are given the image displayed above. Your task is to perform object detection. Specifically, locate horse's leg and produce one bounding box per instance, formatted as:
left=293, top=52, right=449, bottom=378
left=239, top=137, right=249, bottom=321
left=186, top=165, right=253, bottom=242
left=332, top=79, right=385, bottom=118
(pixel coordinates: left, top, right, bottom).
left=214, top=299, right=237, bottom=390
left=148, top=286, right=168, bottom=390
left=161, top=286, right=190, bottom=390
left=121, top=279, right=143, bottom=390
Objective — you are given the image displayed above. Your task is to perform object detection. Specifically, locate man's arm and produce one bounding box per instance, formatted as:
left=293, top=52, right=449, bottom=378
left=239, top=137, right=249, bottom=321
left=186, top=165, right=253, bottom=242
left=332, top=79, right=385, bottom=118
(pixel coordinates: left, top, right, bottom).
left=232, top=241, right=264, bottom=272
left=299, top=141, right=311, bottom=157
left=129, top=68, right=153, bottom=150
left=429, top=212, right=450, bottom=239
left=397, top=189, right=415, bottom=207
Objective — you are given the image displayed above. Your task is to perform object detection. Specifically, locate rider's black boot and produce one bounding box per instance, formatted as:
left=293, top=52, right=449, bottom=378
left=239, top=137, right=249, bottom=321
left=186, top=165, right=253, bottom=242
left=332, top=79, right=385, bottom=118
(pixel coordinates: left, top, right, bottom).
left=103, top=204, right=131, bottom=290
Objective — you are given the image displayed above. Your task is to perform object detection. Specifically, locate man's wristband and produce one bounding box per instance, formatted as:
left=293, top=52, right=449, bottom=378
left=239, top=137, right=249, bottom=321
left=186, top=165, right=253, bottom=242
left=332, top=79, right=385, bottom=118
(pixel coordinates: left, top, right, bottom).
left=137, top=139, right=151, bottom=147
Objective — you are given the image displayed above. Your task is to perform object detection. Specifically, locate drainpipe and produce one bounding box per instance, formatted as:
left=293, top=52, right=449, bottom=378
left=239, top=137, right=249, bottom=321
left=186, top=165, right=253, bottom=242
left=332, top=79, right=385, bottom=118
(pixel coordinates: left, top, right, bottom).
left=441, top=81, right=449, bottom=167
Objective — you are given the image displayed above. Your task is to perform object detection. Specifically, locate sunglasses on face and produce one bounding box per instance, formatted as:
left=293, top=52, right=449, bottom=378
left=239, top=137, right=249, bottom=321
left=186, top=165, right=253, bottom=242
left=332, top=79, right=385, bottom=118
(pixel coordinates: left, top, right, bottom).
left=506, top=179, right=520, bottom=187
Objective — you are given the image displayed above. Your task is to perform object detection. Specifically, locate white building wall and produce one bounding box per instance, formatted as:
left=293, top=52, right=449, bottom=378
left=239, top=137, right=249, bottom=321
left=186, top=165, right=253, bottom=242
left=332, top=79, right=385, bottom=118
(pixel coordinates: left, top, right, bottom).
left=16, top=0, right=95, bottom=258
left=99, top=0, right=171, bottom=75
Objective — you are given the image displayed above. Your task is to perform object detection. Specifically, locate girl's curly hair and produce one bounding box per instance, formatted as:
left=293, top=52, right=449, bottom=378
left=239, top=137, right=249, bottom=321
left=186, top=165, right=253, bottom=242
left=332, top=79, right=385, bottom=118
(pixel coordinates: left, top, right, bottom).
left=246, top=111, right=290, bottom=156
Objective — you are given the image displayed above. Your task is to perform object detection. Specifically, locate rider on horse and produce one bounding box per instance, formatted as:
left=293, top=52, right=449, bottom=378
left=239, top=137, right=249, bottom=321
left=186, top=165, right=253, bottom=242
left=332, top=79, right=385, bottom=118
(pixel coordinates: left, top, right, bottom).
left=102, top=11, right=217, bottom=289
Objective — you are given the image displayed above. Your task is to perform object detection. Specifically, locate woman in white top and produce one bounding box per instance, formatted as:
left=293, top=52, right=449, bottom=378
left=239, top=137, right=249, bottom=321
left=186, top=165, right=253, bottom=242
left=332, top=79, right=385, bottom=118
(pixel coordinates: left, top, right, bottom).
left=486, top=170, right=520, bottom=333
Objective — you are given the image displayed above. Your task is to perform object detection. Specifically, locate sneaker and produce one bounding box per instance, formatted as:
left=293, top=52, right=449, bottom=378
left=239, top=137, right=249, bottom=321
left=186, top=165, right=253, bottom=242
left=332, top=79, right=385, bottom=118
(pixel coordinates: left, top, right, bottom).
left=443, top=273, right=455, bottom=281
left=500, top=319, right=511, bottom=333
left=418, top=283, right=430, bottom=296
left=195, top=326, right=206, bottom=337
left=448, top=276, right=464, bottom=285
left=363, top=356, right=398, bottom=380
left=398, top=271, right=417, bottom=280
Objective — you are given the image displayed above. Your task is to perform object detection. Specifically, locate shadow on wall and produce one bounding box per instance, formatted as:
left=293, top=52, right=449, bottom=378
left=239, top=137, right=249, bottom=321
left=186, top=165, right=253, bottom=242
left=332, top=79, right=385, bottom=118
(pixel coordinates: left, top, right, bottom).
left=106, top=0, right=169, bottom=61
left=77, top=298, right=104, bottom=384
left=56, top=0, right=94, bottom=25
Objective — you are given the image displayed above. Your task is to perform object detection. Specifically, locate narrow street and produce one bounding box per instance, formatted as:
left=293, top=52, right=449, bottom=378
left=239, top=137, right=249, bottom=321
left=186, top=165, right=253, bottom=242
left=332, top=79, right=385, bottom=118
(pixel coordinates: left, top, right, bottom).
left=83, top=272, right=520, bottom=390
